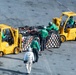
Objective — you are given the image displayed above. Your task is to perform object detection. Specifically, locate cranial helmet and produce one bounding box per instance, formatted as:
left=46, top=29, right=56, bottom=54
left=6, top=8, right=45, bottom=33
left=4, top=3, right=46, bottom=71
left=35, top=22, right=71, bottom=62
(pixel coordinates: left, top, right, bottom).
left=70, top=16, right=73, bottom=18
left=34, top=37, right=39, bottom=41
left=49, top=22, right=52, bottom=26
left=27, top=47, right=32, bottom=52
left=44, top=26, right=46, bottom=29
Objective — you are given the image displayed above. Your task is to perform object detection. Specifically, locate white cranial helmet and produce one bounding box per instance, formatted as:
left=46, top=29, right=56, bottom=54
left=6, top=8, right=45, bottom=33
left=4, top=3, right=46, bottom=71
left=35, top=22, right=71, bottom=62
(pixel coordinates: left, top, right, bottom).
left=27, top=47, right=32, bottom=52
left=50, top=22, right=53, bottom=24
left=44, top=26, right=46, bottom=29
left=49, top=22, right=53, bottom=26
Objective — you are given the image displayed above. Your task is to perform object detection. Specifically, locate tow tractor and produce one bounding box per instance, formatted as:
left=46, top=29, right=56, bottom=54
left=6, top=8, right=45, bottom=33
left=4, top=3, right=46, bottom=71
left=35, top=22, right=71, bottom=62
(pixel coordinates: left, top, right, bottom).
left=0, top=24, right=22, bottom=56
left=53, top=11, right=76, bottom=42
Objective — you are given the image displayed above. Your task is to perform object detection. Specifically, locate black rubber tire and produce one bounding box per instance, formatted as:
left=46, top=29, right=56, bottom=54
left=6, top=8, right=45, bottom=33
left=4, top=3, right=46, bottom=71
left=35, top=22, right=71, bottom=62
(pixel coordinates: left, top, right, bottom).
left=60, top=35, right=66, bottom=42
left=13, top=47, right=20, bottom=54
left=0, top=51, right=4, bottom=57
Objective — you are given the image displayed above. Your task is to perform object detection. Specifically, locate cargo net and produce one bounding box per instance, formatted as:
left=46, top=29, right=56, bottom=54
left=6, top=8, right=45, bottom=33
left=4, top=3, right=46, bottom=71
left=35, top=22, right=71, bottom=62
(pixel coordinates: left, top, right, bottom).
left=46, top=32, right=61, bottom=49
left=22, top=36, right=34, bottom=51
left=19, top=26, right=61, bottom=51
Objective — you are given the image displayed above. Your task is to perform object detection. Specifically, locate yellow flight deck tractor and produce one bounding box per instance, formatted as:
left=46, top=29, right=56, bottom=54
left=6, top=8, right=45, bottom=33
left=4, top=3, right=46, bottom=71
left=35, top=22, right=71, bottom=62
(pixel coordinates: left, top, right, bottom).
left=0, top=24, right=22, bottom=56
left=52, top=11, right=76, bottom=42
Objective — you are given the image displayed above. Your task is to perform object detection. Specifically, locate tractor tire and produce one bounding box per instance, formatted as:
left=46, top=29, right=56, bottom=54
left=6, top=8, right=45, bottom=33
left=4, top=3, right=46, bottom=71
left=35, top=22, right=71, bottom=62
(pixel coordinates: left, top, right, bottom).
left=0, top=51, right=4, bottom=57
left=13, top=47, right=20, bottom=54
left=60, top=35, right=66, bottom=42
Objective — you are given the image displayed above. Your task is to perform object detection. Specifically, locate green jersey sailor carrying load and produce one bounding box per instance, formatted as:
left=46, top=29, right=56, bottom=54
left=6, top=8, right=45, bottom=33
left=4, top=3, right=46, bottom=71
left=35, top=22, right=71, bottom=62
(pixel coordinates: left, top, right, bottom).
left=46, top=22, right=59, bottom=33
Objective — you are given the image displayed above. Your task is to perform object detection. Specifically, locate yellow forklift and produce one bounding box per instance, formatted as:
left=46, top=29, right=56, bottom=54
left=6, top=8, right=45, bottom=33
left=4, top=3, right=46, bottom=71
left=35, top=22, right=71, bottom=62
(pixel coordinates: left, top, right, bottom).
left=0, top=24, right=22, bottom=56
left=53, top=11, right=76, bottom=42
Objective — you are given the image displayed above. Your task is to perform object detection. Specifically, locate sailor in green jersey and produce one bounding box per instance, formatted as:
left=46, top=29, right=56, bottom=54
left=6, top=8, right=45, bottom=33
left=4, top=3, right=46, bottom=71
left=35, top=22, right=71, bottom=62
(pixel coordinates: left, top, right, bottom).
left=67, top=16, right=74, bottom=28
left=46, top=22, right=59, bottom=32
left=46, top=22, right=61, bottom=44
left=2, top=30, right=6, bottom=41
left=39, top=26, right=48, bottom=51
left=31, top=37, right=40, bottom=62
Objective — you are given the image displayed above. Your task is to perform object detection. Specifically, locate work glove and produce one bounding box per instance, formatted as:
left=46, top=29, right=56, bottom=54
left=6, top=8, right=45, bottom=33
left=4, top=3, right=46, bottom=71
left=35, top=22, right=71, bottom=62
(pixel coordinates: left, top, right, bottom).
left=33, top=61, right=35, bottom=64
left=24, top=60, right=27, bottom=63
left=39, top=49, right=40, bottom=52
left=38, top=50, right=42, bottom=56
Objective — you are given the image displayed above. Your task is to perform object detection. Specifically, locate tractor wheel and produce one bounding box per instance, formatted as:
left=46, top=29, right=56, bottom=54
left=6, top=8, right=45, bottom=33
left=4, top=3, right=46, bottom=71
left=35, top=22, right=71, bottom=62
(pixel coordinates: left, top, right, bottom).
left=13, top=47, right=20, bottom=54
left=0, top=51, right=4, bottom=57
left=75, top=38, right=76, bottom=40
left=60, top=35, right=66, bottom=42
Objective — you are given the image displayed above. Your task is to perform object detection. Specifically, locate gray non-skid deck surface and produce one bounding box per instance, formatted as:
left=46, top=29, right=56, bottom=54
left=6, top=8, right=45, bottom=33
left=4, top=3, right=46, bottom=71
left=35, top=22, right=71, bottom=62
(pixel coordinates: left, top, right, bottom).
left=0, top=0, right=76, bottom=75
left=0, top=0, right=76, bottom=27
left=0, top=42, right=76, bottom=75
